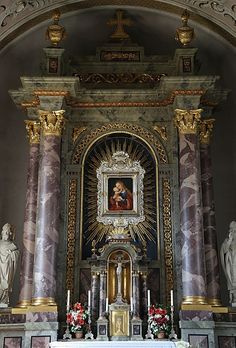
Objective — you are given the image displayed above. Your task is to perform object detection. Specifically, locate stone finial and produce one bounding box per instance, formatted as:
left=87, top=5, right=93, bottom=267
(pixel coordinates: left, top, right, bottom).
left=175, top=9, right=195, bottom=46
left=25, top=120, right=41, bottom=144
left=39, top=110, right=66, bottom=136
left=174, top=109, right=202, bottom=134
left=199, top=119, right=215, bottom=144
left=46, top=9, right=66, bottom=47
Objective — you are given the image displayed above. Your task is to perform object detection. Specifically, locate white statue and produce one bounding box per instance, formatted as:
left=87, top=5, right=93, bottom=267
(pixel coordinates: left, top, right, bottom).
left=220, top=221, right=236, bottom=306
left=0, top=223, right=19, bottom=307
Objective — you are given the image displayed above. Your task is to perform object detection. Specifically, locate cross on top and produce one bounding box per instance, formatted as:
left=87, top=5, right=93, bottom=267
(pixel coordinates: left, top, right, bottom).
left=107, top=9, right=133, bottom=40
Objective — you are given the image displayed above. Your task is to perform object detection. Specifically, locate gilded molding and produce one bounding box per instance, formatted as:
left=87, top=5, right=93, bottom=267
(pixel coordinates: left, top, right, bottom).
left=72, top=123, right=168, bottom=164
left=199, top=119, right=215, bottom=144
left=34, top=90, right=69, bottom=97
left=66, top=179, right=77, bottom=292
left=72, top=127, right=87, bottom=143
left=39, top=109, right=66, bottom=136
left=174, top=108, right=202, bottom=134
left=182, top=295, right=208, bottom=305
left=162, top=178, right=174, bottom=303
left=31, top=297, right=57, bottom=306
left=25, top=120, right=40, bottom=144
left=153, top=125, right=167, bottom=141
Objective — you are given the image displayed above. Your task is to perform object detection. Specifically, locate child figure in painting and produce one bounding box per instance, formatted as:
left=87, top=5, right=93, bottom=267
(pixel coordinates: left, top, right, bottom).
left=109, top=181, right=133, bottom=210
left=112, top=185, right=123, bottom=207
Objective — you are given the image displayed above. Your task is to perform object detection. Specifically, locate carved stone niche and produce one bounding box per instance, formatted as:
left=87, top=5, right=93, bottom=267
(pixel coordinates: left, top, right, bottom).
left=96, top=151, right=145, bottom=235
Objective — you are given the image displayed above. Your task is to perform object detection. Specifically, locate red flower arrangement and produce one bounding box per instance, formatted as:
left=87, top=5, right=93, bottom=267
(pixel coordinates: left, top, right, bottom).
left=148, top=304, right=171, bottom=337
left=66, top=302, right=88, bottom=333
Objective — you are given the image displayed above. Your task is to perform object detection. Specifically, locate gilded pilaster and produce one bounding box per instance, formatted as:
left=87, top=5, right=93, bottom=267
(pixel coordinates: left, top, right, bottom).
left=200, top=119, right=221, bottom=306
left=32, top=110, right=66, bottom=306
left=174, top=108, right=207, bottom=305
left=18, top=121, right=40, bottom=307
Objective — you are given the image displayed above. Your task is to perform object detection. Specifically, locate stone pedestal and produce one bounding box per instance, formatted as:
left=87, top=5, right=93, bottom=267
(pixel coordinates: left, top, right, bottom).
left=96, top=317, right=108, bottom=340
left=131, top=316, right=143, bottom=340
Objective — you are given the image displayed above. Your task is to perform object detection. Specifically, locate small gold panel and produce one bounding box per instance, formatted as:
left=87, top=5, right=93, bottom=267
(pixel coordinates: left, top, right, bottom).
left=110, top=309, right=129, bottom=336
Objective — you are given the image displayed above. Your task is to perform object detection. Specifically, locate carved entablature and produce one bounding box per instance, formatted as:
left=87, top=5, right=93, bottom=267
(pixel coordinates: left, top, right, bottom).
left=96, top=151, right=145, bottom=229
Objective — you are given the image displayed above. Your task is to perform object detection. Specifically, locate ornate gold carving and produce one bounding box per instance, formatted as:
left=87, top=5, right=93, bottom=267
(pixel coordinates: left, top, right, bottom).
left=72, top=123, right=168, bottom=164
left=25, top=120, right=40, bottom=144
left=66, top=179, right=77, bottom=291
left=75, top=73, right=166, bottom=84
left=46, top=10, right=66, bottom=47
left=107, top=9, right=133, bottom=40
left=182, top=295, right=208, bottom=305
left=174, top=108, right=202, bottom=134
left=199, top=119, right=215, bottom=144
left=175, top=9, right=195, bottom=46
left=39, top=109, right=66, bottom=136
left=72, top=127, right=87, bottom=143
left=153, top=125, right=167, bottom=141
left=162, top=178, right=174, bottom=304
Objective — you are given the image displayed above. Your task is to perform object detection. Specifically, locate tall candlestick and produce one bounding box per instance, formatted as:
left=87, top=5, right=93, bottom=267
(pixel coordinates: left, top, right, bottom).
left=66, top=289, right=70, bottom=311
left=88, top=290, right=91, bottom=307
left=147, top=289, right=151, bottom=307
left=105, top=297, right=108, bottom=312
left=130, top=296, right=133, bottom=312
left=170, top=289, right=174, bottom=306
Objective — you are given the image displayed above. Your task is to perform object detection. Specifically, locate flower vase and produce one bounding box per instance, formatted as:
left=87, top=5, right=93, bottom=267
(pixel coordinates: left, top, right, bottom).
left=75, top=331, right=83, bottom=339
left=157, top=331, right=165, bottom=339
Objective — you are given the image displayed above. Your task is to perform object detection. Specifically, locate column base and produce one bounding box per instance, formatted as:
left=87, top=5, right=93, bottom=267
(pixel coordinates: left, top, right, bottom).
left=182, top=295, right=208, bottom=305
left=207, top=298, right=222, bottom=307
left=16, top=300, right=31, bottom=308
left=31, top=297, right=57, bottom=306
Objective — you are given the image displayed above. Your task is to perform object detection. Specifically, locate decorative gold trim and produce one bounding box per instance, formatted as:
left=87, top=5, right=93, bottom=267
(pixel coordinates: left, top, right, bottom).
left=72, top=127, right=87, bottom=143
left=199, top=119, right=215, bottom=144
left=72, top=123, right=168, bottom=164
left=39, top=109, right=66, bottom=136
left=34, top=90, right=69, bottom=97
left=181, top=303, right=212, bottom=310
left=25, top=120, right=40, bottom=144
left=16, top=299, right=32, bottom=308
left=153, top=125, right=167, bottom=141
left=174, top=108, right=202, bottom=134
left=207, top=298, right=222, bottom=307
left=162, top=178, right=174, bottom=304
left=182, top=295, right=208, bottom=305
left=211, top=306, right=228, bottom=313
left=66, top=179, right=77, bottom=292
left=31, top=297, right=57, bottom=306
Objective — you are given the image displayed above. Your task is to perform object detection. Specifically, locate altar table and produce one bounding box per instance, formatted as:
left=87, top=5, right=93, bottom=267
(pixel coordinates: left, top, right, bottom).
left=50, top=340, right=179, bottom=348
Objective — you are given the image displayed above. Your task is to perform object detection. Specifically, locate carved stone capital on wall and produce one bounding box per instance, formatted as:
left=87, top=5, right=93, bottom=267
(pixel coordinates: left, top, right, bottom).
left=25, top=120, right=41, bottom=144
left=39, top=109, right=66, bottom=136
left=174, top=108, right=202, bottom=134
left=199, top=119, right=215, bottom=144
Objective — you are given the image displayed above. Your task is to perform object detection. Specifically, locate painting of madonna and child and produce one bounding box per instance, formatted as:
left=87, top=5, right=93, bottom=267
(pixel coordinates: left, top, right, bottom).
left=108, top=178, right=133, bottom=211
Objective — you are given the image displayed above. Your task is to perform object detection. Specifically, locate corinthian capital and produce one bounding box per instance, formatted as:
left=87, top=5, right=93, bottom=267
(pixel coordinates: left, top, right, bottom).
left=199, top=119, right=215, bottom=144
left=174, top=109, right=202, bottom=134
left=39, top=110, right=66, bottom=136
left=25, top=120, right=40, bottom=144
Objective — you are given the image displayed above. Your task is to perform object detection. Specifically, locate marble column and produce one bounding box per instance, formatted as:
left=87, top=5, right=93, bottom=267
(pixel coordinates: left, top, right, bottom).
left=32, top=110, right=66, bottom=306
left=132, top=271, right=140, bottom=318
left=91, top=271, right=99, bottom=321
left=174, top=109, right=207, bottom=305
left=200, top=120, right=221, bottom=306
left=18, top=121, right=41, bottom=307
left=98, top=271, right=107, bottom=318
left=141, top=272, right=148, bottom=319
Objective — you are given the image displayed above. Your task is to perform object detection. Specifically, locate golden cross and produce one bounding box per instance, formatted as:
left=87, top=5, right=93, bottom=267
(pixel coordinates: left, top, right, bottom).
left=107, top=10, right=133, bottom=40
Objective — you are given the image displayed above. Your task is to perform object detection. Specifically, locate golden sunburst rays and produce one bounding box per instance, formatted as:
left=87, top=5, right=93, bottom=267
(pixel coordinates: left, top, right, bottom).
left=83, top=135, right=157, bottom=245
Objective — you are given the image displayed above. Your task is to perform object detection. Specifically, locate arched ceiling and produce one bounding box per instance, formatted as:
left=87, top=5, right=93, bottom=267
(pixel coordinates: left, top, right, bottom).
left=0, top=0, right=236, bottom=50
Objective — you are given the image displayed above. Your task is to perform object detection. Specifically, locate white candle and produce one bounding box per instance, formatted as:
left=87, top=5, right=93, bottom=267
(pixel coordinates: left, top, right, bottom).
left=66, top=289, right=70, bottom=310
left=105, top=297, right=108, bottom=312
left=147, top=289, right=151, bottom=307
left=88, top=290, right=91, bottom=307
left=170, top=289, right=174, bottom=306
left=130, top=297, right=133, bottom=311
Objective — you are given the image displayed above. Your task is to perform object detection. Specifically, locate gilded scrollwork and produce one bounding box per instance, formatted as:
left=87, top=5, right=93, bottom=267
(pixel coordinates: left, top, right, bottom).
left=66, top=178, right=77, bottom=291
left=25, top=120, right=40, bottom=144
left=72, top=127, right=87, bottom=143
left=153, top=125, right=167, bottom=141
left=162, top=178, right=174, bottom=302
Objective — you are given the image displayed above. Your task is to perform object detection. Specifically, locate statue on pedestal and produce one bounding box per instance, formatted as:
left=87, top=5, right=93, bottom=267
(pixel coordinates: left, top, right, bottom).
left=220, top=221, right=236, bottom=306
left=0, top=223, right=19, bottom=307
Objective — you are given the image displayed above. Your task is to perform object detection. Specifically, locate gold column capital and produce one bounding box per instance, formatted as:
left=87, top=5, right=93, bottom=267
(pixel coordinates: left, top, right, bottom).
left=174, top=108, right=202, bottom=134
left=25, top=120, right=40, bottom=144
left=199, top=119, right=215, bottom=144
left=39, top=110, right=66, bottom=136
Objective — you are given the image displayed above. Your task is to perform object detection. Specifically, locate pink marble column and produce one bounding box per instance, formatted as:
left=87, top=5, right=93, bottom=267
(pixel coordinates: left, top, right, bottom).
left=200, top=120, right=221, bottom=306
left=18, top=121, right=40, bottom=307
left=132, top=271, right=140, bottom=318
left=175, top=109, right=207, bottom=305
left=32, top=110, right=65, bottom=306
